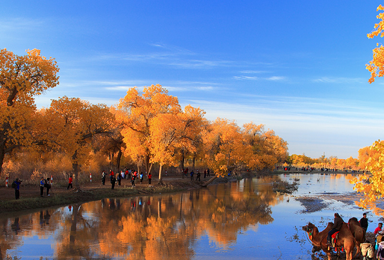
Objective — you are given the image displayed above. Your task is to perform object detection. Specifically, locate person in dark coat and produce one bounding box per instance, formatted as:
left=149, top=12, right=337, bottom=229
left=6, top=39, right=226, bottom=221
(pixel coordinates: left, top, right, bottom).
left=196, top=170, right=201, bottom=181
left=327, top=213, right=344, bottom=245
left=101, top=170, right=106, bottom=185
left=40, top=177, right=45, bottom=197
left=14, top=178, right=22, bottom=199
left=117, top=172, right=121, bottom=186
left=360, top=213, right=369, bottom=232
left=46, top=178, right=51, bottom=196
left=131, top=174, right=135, bottom=187
left=111, top=175, right=115, bottom=189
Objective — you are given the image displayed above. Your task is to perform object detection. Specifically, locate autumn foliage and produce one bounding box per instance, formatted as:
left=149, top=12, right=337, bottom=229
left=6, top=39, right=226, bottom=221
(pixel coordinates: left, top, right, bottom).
left=367, top=5, right=384, bottom=83
left=0, top=49, right=59, bottom=176
left=349, top=5, right=384, bottom=209
left=0, top=49, right=288, bottom=184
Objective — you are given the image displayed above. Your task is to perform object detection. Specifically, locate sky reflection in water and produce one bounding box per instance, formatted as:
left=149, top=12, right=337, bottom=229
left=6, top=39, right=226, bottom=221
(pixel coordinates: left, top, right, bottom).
left=0, top=173, right=377, bottom=259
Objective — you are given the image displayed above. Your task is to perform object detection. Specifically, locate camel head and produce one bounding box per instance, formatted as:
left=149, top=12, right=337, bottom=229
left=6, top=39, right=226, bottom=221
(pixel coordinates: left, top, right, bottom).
left=302, top=222, right=316, bottom=233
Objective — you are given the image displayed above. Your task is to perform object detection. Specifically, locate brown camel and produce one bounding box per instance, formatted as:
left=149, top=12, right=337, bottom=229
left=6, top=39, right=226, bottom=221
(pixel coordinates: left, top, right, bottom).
left=302, top=222, right=355, bottom=260
left=348, top=217, right=365, bottom=251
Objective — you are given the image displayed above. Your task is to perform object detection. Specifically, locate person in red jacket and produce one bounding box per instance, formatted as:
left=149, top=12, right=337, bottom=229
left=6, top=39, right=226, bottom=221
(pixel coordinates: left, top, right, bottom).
left=67, top=175, right=73, bottom=190
left=375, top=223, right=383, bottom=235
left=148, top=173, right=152, bottom=184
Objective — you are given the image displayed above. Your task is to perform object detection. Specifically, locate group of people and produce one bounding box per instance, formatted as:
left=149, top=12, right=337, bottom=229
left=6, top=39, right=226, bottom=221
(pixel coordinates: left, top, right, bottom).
left=40, top=177, right=52, bottom=197
left=102, top=169, right=152, bottom=189
left=326, top=212, right=384, bottom=260
left=184, top=168, right=210, bottom=181
left=10, top=176, right=54, bottom=200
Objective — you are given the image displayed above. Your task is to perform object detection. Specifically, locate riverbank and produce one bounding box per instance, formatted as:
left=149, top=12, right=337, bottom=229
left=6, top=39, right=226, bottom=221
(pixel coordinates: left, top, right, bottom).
left=0, top=176, right=206, bottom=215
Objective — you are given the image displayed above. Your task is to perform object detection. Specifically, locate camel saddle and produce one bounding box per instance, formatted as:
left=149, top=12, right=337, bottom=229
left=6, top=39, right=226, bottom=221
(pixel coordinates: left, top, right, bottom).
left=331, top=231, right=342, bottom=250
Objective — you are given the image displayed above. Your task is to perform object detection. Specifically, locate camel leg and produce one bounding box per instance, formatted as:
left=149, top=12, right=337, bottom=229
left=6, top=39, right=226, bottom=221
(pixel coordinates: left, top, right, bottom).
left=345, top=249, right=352, bottom=260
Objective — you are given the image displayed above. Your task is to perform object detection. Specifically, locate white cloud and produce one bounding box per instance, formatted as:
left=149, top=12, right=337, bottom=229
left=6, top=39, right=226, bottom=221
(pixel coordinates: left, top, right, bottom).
left=234, top=76, right=258, bottom=80
left=0, top=18, right=45, bottom=32
left=105, top=86, right=134, bottom=91
left=240, top=70, right=269, bottom=74
left=267, top=76, right=285, bottom=81
left=312, top=77, right=364, bottom=84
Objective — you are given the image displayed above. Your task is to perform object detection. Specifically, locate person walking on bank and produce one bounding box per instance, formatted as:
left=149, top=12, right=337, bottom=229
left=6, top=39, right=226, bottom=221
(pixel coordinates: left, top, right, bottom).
left=111, top=174, right=116, bottom=190
left=67, top=175, right=73, bottom=190
left=46, top=178, right=51, bottom=196
left=148, top=173, right=152, bottom=184
left=327, top=213, right=344, bottom=246
left=117, top=172, right=122, bottom=186
left=13, top=178, right=22, bottom=199
left=140, top=172, right=143, bottom=183
left=40, top=177, right=45, bottom=197
left=131, top=174, right=135, bottom=187
left=196, top=170, right=201, bottom=181
left=101, top=170, right=106, bottom=185
left=360, top=213, right=369, bottom=232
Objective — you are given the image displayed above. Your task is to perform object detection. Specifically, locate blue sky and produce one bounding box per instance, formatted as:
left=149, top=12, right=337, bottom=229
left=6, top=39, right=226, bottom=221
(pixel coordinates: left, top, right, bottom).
left=2, top=1, right=384, bottom=159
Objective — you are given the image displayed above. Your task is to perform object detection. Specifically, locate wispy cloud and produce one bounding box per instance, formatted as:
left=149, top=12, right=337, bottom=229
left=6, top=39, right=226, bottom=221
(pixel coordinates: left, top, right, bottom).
left=105, top=86, right=134, bottom=91
left=313, top=77, right=364, bottom=84
left=104, top=82, right=217, bottom=92
left=234, top=76, right=258, bottom=80
left=240, top=70, right=270, bottom=74
left=89, top=52, right=230, bottom=69
left=233, top=75, right=285, bottom=81
left=0, top=18, right=45, bottom=32
left=267, top=76, right=285, bottom=81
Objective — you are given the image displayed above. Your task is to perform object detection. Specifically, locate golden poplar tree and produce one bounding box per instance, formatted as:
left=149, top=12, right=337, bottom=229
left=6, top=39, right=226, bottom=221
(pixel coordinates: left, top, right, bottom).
left=150, top=105, right=205, bottom=183
left=117, top=84, right=181, bottom=175
left=352, top=5, right=384, bottom=207
left=367, top=5, right=384, bottom=83
left=351, top=141, right=384, bottom=207
left=40, top=97, right=113, bottom=186
left=202, top=118, right=250, bottom=177
left=0, top=49, right=59, bottom=175
left=243, top=123, right=288, bottom=171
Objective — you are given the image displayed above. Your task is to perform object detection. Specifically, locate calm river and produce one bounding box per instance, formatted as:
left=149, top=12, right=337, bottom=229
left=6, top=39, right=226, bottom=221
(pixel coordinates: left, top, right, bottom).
left=0, top=173, right=380, bottom=259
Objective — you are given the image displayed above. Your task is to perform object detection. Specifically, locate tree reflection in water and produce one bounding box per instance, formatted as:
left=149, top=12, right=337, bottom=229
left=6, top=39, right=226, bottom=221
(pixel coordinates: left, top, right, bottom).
left=0, top=178, right=283, bottom=259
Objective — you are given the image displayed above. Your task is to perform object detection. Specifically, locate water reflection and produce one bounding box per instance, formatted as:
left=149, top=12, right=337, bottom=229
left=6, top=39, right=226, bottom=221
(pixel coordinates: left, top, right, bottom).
left=0, top=174, right=366, bottom=259
left=0, top=178, right=285, bottom=259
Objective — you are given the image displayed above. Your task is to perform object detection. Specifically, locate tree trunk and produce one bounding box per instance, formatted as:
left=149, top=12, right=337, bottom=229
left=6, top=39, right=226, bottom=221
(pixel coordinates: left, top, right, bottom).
left=144, top=153, right=150, bottom=174
left=73, top=163, right=80, bottom=189
left=158, top=164, right=163, bottom=184
left=180, top=149, right=185, bottom=179
left=72, top=151, right=80, bottom=189
left=192, top=153, right=196, bottom=170
left=116, top=149, right=122, bottom=173
left=0, top=148, right=4, bottom=177
left=201, top=175, right=217, bottom=187
left=109, top=152, right=114, bottom=170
